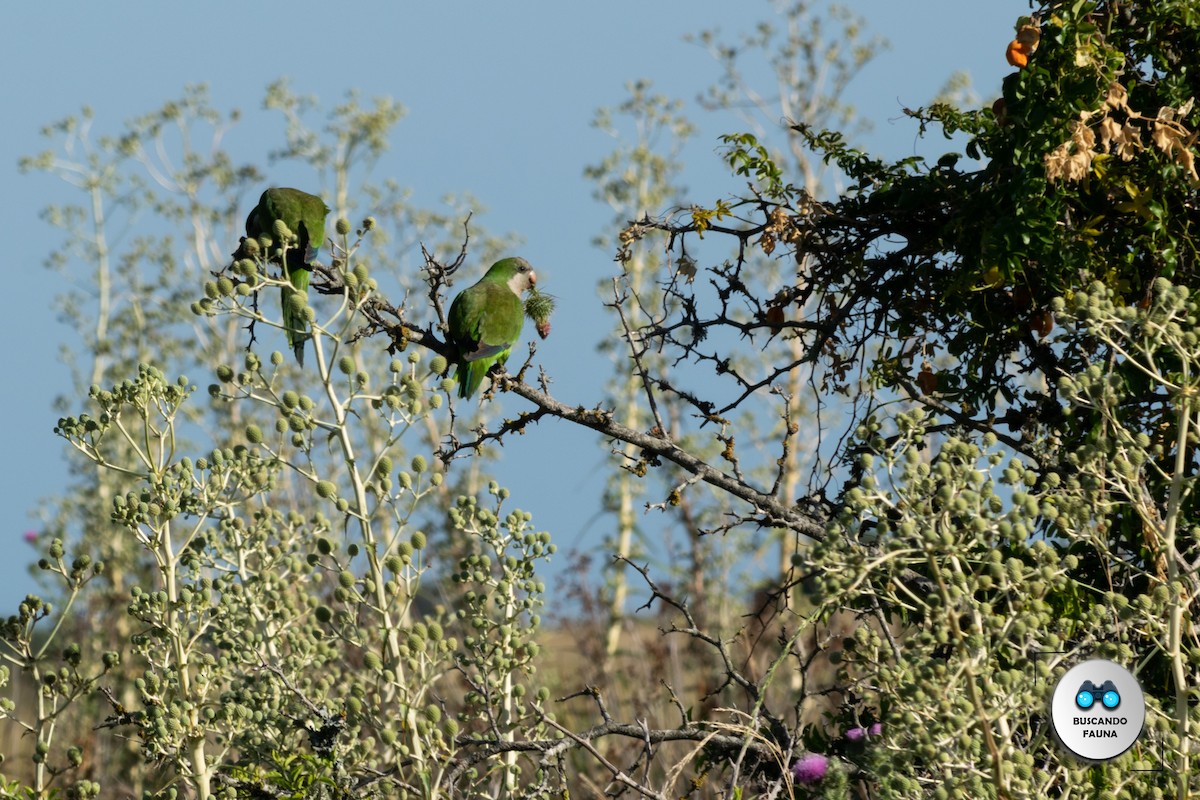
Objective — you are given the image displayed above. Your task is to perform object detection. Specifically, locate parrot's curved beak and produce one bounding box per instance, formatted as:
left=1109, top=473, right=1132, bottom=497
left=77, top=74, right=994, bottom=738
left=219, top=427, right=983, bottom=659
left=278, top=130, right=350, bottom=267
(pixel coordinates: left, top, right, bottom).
left=529, top=271, right=538, bottom=287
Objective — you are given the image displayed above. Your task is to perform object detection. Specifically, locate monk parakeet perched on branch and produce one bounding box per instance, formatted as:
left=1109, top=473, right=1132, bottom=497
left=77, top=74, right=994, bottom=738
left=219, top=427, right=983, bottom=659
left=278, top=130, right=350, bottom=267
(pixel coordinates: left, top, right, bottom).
left=447, top=257, right=538, bottom=399
left=244, top=188, right=330, bottom=366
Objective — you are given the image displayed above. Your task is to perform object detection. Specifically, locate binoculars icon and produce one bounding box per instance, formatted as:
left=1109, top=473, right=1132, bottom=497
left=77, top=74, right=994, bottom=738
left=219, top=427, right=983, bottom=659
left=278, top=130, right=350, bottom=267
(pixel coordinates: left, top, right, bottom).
left=1075, top=680, right=1120, bottom=710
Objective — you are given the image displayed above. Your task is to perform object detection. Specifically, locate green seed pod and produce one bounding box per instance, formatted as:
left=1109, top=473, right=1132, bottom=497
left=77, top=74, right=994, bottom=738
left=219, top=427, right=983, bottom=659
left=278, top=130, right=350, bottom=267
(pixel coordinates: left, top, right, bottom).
left=363, top=650, right=382, bottom=670
left=338, top=356, right=355, bottom=375
left=524, top=287, right=556, bottom=321
left=440, top=378, right=456, bottom=393
left=335, top=217, right=352, bottom=235
left=217, top=277, right=234, bottom=297
left=429, top=354, right=448, bottom=375
left=411, top=530, right=427, bottom=549
left=204, top=281, right=219, bottom=300
left=316, top=480, right=337, bottom=499
left=411, top=455, right=427, bottom=473
left=245, top=425, right=263, bottom=444
left=363, top=216, right=376, bottom=231
left=338, top=570, right=356, bottom=590
left=286, top=291, right=307, bottom=315
left=272, top=219, right=293, bottom=241
left=216, top=365, right=235, bottom=383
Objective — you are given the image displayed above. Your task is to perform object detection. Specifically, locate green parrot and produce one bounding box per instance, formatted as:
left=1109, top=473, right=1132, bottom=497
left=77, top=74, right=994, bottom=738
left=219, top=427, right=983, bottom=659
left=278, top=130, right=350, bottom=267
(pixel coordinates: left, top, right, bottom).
left=244, top=188, right=331, bottom=366
left=447, top=257, right=538, bottom=399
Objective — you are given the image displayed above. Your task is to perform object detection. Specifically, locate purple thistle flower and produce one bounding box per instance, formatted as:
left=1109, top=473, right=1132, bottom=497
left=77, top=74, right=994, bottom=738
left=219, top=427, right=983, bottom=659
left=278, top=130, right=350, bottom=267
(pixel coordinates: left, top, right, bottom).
left=868, top=723, right=883, bottom=738
left=23, top=530, right=38, bottom=544
left=844, top=726, right=866, bottom=742
left=791, top=753, right=829, bottom=785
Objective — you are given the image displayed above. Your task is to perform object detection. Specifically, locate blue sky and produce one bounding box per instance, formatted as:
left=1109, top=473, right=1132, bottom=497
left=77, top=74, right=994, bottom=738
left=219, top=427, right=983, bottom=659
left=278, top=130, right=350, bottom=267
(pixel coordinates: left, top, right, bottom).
left=1, top=2, right=1020, bottom=610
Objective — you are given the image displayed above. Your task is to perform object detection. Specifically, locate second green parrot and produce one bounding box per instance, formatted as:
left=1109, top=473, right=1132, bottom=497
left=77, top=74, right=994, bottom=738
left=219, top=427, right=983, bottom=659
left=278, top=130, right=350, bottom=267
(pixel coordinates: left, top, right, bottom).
left=244, top=187, right=331, bottom=366
left=447, top=257, right=538, bottom=399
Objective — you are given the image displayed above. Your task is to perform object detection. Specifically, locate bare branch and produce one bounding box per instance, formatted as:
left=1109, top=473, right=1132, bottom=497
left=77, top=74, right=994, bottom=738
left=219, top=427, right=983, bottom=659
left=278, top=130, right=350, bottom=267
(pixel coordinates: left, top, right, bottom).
left=474, top=373, right=829, bottom=538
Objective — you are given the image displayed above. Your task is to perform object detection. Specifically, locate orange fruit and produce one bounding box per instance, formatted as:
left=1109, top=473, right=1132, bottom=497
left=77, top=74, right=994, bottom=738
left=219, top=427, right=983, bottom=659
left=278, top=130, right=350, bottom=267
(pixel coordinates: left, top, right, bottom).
left=1006, top=40, right=1030, bottom=68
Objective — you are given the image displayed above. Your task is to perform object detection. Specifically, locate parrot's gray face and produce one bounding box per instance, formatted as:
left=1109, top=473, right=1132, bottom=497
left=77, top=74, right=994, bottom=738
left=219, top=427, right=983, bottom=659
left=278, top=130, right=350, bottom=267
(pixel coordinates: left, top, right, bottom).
left=507, top=260, right=537, bottom=294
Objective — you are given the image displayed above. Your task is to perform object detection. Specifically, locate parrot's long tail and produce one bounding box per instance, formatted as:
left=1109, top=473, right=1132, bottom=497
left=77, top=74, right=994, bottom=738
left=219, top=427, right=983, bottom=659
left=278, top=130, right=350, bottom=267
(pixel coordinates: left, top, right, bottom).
left=281, top=284, right=309, bottom=367
left=456, top=361, right=485, bottom=399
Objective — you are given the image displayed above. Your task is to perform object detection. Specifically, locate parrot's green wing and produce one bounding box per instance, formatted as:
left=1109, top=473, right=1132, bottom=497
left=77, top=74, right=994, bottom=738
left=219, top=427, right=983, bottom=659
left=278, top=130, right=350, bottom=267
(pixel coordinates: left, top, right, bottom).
left=447, top=257, right=537, bottom=399
left=245, top=188, right=330, bottom=366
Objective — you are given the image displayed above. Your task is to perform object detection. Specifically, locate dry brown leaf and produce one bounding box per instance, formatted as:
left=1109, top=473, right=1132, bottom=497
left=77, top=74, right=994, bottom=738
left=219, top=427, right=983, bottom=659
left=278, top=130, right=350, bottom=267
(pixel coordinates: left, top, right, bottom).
left=1098, top=117, right=1141, bottom=160
left=765, top=305, right=785, bottom=333
left=916, top=365, right=938, bottom=395
left=1151, top=120, right=1179, bottom=153
left=1072, top=117, right=1097, bottom=150
left=1114, top=122, right=1142, bottom=160
left=1016, top=23, right=1041, bottom=51
left=1171, top=141, right=1200, bottom=186
left=760, top=231, right=776, bottom=256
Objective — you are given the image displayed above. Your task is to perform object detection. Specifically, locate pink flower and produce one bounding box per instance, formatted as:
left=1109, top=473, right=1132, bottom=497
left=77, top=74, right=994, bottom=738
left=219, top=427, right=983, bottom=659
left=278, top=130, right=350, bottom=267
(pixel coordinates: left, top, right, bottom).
left=869, top=723, right=883, bottom=737
left=791, top=753, right=829, bottom=785
left=844, top=727, right=866, bottom=742
left=23, top=530, right=38, bottom=544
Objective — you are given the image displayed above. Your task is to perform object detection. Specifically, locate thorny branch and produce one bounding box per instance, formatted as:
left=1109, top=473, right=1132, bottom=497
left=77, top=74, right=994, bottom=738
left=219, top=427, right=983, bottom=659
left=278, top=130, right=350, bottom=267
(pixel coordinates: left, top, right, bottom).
left=610, top=276, right=669, bottom=440
left=481, top=373, right=828, bottom=537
